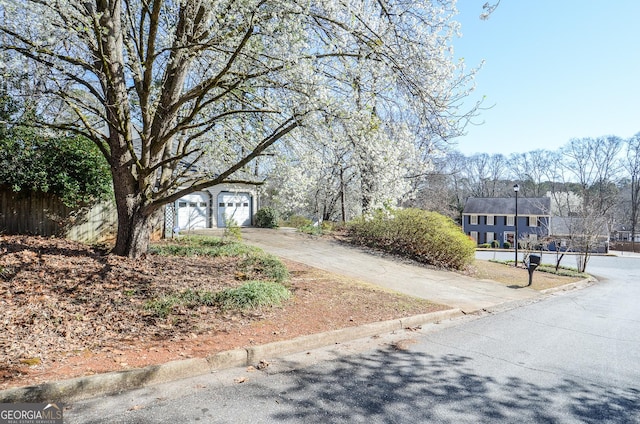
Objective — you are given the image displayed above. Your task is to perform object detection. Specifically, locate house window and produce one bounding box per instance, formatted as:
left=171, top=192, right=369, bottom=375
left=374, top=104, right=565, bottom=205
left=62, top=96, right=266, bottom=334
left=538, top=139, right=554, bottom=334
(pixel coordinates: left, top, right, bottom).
left=470, top=231, right=478, bottom=243
left=178, top=202, right=187, bottom=208
left=507, top=216, right=514, bottom=226
left=486, top=215, right=494, bottom=226
left=470, top=215, right=478, bottom=225
left=528, top=216, right=538, bottom=227
left=504, top=231, right=515, bottom=244
left=219, top=202, right=225, bottom=207
left=486, top=232, right=495, bottom=243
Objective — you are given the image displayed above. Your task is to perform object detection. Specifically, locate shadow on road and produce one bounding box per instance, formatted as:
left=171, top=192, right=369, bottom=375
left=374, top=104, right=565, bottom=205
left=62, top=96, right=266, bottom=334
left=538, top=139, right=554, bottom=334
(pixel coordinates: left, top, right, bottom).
left=255, top=347, right=639, bottom=423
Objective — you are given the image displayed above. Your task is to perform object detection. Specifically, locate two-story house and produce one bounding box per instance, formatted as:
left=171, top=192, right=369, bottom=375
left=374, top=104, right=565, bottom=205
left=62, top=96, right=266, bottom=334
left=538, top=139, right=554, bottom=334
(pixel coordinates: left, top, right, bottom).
left=462, top=197, right=551, bottom=246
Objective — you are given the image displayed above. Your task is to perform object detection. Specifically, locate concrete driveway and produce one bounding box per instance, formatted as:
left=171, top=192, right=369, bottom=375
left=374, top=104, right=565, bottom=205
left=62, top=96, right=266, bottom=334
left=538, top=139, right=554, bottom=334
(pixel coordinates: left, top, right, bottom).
left=230, top=227, right=539, bottom=313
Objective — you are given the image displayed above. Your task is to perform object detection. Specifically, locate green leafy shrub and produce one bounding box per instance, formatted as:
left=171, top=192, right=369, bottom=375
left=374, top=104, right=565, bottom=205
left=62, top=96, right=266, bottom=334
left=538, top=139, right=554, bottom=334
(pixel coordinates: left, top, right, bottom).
left=256, top=207, right=279, bottom=228
left=347, top=208, right=476, bottom=270
left=491, top=240, right=500, bottom=248
left=478, top=243, right=491, bottom=249
left=213, top=281, right=291, bottom=310
left=0, top=114, right=112, bottom=207
left=503, top=241, right=511, bottom=249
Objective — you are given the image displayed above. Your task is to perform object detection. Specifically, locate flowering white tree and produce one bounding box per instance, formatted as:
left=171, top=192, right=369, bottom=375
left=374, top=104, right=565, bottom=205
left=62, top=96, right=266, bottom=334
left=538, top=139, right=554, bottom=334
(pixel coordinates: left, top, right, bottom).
left=267, top=111, right=426, bottom=222
left=0, top=0, right=477, bottom=257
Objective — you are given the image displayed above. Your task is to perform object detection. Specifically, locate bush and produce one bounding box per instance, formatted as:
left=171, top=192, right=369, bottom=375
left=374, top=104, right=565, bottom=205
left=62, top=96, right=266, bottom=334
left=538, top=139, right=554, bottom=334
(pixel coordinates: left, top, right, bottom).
left=503, top=241, right=511, bottom=249
left=223, top=217, right=242, bottom=240
left=284, top=215, right=312, bottom=228
left=256, top=207, right=279, bottom=228
left=478, top=243, right=491, bottom=249
left=347, top=208, right=476, bottom=270
left=491, top=240, right=500, bottom=248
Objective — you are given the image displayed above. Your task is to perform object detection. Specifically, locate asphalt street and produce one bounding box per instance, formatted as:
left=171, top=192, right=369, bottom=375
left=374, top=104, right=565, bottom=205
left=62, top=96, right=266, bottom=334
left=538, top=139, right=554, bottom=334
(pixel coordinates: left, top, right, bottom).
left=64, top=243, right=640, bottom=423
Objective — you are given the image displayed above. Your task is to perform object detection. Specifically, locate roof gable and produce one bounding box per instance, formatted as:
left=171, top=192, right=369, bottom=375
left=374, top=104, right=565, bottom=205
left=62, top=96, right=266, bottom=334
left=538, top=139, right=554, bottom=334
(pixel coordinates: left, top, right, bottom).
left=463, top=197, right=551, bottom=216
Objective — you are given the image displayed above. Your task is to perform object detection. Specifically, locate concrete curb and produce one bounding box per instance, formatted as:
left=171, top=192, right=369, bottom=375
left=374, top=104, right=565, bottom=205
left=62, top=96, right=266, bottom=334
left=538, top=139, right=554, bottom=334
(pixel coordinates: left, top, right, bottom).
left=0, top=309, right=462, bottom=403
left=539, top=277, right=597, bottom=295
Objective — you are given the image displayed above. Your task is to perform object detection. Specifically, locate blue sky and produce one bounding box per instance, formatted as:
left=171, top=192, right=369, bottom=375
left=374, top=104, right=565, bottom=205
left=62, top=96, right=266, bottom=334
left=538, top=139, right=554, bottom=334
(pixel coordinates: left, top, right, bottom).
left=450, top=1, right=640, bottom=155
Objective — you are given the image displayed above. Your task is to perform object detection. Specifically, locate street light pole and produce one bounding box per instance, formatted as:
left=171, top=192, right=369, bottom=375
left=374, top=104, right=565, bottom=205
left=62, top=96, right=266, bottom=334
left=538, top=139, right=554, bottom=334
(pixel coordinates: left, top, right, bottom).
left=514, top=184, right=519, bottom=267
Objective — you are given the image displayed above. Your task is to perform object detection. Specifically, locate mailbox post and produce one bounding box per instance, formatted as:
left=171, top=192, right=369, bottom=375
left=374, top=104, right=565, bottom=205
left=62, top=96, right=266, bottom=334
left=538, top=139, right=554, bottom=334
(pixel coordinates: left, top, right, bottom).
left=527, top=254, right=540, bottom=286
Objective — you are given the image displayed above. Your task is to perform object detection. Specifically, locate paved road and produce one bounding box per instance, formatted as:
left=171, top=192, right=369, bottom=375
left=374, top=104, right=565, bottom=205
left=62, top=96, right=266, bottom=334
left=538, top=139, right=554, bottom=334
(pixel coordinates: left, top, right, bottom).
left=236, top=228, right=539, bottom=312
left=64, top=231, right=640, bottom=423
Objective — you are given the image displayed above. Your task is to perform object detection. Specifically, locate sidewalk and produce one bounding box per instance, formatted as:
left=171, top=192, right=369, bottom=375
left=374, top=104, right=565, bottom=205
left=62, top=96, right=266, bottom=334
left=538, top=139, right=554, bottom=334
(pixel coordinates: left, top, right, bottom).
left=0, top=228, right=590, bottom=403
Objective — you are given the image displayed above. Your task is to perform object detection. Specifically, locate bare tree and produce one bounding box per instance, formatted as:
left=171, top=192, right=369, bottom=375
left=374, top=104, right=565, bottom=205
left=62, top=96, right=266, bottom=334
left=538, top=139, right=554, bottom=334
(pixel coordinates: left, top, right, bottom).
left=508, top=149, right=555, bottom=197
left=623, top=133, right=640, bottom=249
left=464, top=153, right=509, bottom=198
left=554, top=136, right=622, bottom=271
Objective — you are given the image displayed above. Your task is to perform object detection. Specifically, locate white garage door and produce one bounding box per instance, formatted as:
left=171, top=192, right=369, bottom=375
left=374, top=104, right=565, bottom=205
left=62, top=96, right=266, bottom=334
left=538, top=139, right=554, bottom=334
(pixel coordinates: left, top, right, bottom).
left=176, top=192, right=209, bottom=230
left=217, top=192, right=251, bottom=227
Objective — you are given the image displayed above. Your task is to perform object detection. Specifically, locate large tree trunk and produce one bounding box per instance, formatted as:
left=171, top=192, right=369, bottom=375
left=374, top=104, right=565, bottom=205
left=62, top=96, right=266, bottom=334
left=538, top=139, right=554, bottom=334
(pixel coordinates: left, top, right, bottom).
left=109, top=134, right=157, bottom=258
left=113, top=205, right=153, bottom=258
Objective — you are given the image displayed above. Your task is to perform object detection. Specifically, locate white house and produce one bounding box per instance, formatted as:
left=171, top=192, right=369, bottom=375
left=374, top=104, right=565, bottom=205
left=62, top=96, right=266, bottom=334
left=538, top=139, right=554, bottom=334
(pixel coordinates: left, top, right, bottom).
left=170, top=183, right=259, bottom=231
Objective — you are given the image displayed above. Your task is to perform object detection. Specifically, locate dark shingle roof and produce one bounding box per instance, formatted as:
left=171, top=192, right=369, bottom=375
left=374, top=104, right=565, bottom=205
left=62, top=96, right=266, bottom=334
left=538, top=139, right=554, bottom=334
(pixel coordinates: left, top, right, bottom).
left=463, top=197, right=551, bottom=216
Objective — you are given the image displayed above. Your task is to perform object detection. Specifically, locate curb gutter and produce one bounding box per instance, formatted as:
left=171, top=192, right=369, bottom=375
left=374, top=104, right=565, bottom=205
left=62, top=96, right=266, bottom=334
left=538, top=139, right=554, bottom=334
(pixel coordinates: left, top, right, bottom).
left=0, top=309, right=463, bottom=403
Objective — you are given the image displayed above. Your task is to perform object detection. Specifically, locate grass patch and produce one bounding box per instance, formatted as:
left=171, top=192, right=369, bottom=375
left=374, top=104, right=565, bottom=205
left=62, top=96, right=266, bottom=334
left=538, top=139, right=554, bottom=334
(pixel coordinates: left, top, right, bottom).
left=144, top=283, right=291, bottom=318
left=488, top=259, right=589, bottom=278
left=144, top=236, right=291, bottom=318
left=144, top=295, right=182, bottom=319
left=237, top=254, right=289, bottom=283
left=149, top=236, right=260, bottom=258
left=213, top=281, right=291, bottom=311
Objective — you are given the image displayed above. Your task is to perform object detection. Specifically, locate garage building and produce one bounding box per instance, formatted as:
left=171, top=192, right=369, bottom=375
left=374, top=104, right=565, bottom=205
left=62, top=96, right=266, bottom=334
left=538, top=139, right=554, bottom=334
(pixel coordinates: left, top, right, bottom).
left=169, top=184, right=258, bottom=231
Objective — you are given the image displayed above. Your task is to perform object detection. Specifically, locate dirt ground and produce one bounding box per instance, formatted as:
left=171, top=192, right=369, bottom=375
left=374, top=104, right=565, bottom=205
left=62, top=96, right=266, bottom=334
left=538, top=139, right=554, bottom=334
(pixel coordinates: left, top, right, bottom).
left=0, top=235, right=450, bottom=391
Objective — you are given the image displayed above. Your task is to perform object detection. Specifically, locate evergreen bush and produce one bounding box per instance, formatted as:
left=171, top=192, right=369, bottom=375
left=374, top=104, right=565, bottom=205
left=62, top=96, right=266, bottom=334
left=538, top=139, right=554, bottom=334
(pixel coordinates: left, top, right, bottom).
left=347, top=208, right=476, bottom=270
left=256, top=207, right=279, bottom=228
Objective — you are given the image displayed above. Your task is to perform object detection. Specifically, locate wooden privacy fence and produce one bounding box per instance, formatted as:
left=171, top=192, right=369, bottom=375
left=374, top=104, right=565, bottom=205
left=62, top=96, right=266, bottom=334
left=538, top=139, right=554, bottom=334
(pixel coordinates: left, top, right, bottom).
left=0, top=189, right=117, bottom=244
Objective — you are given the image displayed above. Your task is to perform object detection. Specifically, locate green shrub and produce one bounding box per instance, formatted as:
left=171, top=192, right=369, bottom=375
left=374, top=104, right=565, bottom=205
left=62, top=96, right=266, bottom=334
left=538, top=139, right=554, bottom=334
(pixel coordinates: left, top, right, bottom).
left=256, top=207, right=279, bottom=228
left=491, top=240, right=500, bottom=248
left=223, top=217, right=242, bottom=241
left=503, top=241, right=511, bottom=249
left=214, top=281, right=291, bottom=310
left=284, top=215, right=312, bottom=228
left=347, top=208, right=476, bottom=270
left=478, top=243, right=491, bottom=249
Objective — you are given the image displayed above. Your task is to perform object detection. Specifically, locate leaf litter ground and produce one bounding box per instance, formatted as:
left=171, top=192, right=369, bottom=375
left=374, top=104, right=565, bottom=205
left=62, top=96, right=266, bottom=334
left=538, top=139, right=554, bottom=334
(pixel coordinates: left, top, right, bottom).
left=0, top=235, right=448, bottom=390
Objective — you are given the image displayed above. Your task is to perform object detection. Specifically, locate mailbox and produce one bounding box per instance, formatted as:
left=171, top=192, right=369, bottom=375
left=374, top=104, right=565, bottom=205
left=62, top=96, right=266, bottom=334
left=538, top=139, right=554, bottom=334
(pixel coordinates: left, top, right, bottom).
left=527, top=254, right=540, bottom=286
